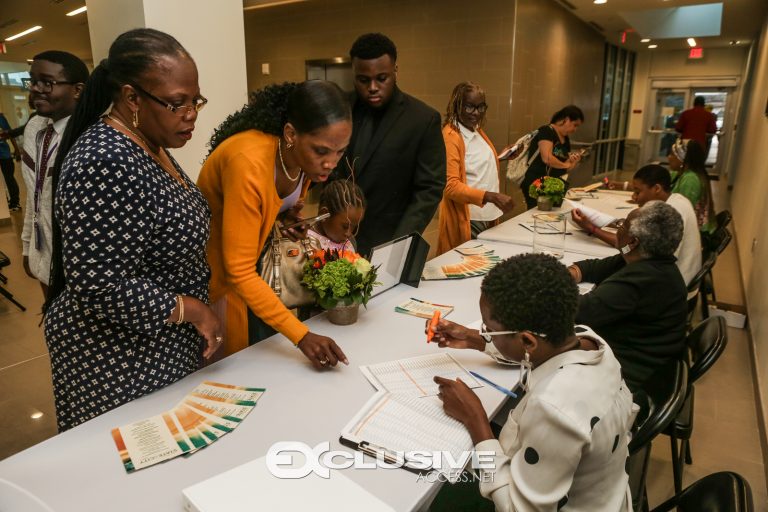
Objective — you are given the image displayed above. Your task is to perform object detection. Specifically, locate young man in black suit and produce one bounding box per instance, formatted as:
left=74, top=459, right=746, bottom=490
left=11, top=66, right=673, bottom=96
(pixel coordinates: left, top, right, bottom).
left=334, top=33, right=446, bottom=256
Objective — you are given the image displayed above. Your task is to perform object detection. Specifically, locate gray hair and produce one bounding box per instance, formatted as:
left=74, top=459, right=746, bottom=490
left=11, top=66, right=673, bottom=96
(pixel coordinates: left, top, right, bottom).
left=628, top=200, right=683, bottom=258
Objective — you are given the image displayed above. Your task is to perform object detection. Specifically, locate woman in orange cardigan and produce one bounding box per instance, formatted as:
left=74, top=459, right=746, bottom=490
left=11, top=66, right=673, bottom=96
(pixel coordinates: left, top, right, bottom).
left=197, top=81, right=351, bottom=369
left=437, top=82, right=515, bottom=255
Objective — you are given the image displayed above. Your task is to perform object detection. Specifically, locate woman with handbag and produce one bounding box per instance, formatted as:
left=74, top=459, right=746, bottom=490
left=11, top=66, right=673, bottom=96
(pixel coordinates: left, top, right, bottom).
left=437, top=82, right=515, bottom=255
left=520, top=105, right=584, bottom=209
left=198, top=81, right=351, bottom=369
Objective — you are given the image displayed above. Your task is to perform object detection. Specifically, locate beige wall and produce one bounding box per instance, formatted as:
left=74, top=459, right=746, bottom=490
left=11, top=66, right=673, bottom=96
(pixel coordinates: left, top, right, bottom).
left=244, top=0, right=516, bottom=147
left=244, top=0, right=604, bottom=154
left=730, top=17, right=768, bottom=442
left=508, top=0, right=603, bottom=144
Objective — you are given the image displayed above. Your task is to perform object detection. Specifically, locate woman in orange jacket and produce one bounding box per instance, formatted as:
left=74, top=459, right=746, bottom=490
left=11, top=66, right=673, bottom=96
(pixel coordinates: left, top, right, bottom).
left=197, top=81, right=351, bottom=369
left=437, top=82, right=514, bottom=255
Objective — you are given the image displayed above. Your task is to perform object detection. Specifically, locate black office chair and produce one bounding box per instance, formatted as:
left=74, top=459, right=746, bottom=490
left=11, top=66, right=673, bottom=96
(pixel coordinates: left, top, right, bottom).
left=628, top=358, right=689, bottom=511
left=715, top=210, right=732, bottom=231
left=666, top=316, right=728, bottom=494
left=686, top=251, right=717, bottom=327
left=0, top=251, right=26, bottom=312
left=702, top=228, right=732, bottom=306
left=651, top=471, right=753, bottom=512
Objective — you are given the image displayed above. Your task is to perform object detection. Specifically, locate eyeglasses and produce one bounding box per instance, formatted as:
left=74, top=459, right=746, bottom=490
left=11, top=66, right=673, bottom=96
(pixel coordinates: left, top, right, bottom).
left=22, top=78, right=78, bottom=93
left=130, top=82, right=208, bottom=117
left=479, top=323, right=547, bottom=343
left=463, top=102, right=488, bottom=114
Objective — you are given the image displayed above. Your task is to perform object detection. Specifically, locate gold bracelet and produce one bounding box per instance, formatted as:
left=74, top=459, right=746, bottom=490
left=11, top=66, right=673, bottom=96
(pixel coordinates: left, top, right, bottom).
left=176, top=295, right=185, bottom=324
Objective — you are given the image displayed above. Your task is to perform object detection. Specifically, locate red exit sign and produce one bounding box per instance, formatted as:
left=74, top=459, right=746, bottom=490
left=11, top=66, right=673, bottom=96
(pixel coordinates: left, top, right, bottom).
left=689, top=47, right=704, bottom=59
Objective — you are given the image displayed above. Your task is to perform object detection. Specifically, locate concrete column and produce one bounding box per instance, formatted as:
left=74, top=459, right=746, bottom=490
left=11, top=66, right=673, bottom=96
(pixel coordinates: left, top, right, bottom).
left=85, top=0, right=248, bottom=180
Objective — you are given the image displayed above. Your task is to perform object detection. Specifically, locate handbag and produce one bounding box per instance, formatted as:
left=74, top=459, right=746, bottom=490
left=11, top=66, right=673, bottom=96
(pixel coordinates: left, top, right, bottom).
left=506, top=129, right=540, bottom=186
left=259, top=225, right=320, bottom=309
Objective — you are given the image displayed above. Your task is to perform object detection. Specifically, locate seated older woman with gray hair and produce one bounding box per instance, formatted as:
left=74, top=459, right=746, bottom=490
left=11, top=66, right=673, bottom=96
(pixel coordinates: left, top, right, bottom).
left=568, top=201, right=688, bottom=392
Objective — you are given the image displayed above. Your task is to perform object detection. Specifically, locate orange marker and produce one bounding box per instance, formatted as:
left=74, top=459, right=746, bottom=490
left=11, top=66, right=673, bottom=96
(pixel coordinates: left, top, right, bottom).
left=427, top=310, right=441, bottom=343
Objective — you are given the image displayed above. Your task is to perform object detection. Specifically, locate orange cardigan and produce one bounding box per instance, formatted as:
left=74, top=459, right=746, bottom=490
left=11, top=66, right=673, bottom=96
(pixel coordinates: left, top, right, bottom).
left=437, top=124, right=500, bottom=255
left=197, top=130, right=310, bottom=356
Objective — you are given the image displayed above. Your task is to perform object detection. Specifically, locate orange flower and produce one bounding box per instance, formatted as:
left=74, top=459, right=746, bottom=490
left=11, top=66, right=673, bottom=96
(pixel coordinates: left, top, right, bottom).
left=341, top=250, right=360, bottom=263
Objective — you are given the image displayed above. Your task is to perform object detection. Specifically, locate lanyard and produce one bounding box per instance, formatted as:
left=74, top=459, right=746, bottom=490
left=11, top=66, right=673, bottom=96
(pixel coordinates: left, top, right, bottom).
left=34, top=126, right=57, bottom=217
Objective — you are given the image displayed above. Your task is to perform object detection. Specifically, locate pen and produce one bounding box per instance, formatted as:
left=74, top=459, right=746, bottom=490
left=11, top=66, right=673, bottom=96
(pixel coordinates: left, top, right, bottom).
left=427, top=310, right=440, bottom=343
left=469, top=370, right=518, bottom=398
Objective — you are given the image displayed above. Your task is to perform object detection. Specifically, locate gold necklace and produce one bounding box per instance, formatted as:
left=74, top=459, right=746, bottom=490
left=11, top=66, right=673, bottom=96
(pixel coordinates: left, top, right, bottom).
left=278, top=138, right=302, bottom=183
left=105, top=114, right=188, bottom=189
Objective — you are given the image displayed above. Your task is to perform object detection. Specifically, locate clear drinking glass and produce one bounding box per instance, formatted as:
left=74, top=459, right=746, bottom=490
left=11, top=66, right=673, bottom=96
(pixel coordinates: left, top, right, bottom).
left=532, top=212, right=566, bottom=259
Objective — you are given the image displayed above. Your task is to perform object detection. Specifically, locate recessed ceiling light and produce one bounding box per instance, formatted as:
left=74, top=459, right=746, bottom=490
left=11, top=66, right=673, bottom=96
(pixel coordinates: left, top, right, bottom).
left=687, top=38, right=697, bottom=47
left=4, top=25, right=42, bottom=41
left=26, top=58, right=33, bottom=63
left=30, top=411, right=43, bottom=420
left=594, top=0, right=607, bottom=4
left=648, top=44, right=658, bottom=49
left=641, top=38, right=651, bottom=43
left=66, top=6, right=87, bottom=16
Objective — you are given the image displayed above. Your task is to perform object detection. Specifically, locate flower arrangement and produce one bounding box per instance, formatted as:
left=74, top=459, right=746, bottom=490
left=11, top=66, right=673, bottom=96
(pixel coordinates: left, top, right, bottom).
left=302, top=249, right=380, bottom=310
left=528, top=176, right=566, bottom=204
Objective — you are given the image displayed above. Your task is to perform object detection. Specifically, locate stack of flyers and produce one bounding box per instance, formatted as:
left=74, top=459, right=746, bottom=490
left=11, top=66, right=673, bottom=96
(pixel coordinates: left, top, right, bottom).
left=394, top=298, right=454, bottom=319
left=422, top=245, right=501, bottom=281
left=111, top=381, right=264, bottom=473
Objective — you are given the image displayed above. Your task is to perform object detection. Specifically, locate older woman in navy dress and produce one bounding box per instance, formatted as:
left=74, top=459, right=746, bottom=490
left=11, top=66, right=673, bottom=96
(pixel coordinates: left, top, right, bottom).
left=45, top=29, right=220, bottom=431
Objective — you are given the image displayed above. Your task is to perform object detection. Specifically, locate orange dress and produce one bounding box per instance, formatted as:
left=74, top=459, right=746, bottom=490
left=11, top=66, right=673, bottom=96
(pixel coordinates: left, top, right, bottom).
left=437, top=124, right=500, bottom=255
left=197, top=130, right=310, bottom=356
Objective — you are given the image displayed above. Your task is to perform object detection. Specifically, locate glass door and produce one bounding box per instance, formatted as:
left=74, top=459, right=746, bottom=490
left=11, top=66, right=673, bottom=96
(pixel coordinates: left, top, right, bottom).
left=646, top=89, right=688, bottom=164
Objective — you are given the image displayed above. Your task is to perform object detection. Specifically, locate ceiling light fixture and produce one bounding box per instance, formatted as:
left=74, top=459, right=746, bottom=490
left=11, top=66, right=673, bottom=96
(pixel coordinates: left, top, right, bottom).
left=648, top=44, right=658, bottom=49
left=4, top=25, right=42, bottom=41
left=641, top=38, right=650, bottom=43
left=30, top=411, right=44, bottom=420
left=594, top=0, right=607, bottom=4
left=687, top=37, right=697, bottom=47
left=66, top=6, right=87, bottom=16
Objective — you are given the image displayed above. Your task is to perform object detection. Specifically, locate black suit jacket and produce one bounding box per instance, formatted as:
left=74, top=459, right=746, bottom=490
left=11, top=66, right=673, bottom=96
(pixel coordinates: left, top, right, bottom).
left=334, top=87, right=446, bottom=256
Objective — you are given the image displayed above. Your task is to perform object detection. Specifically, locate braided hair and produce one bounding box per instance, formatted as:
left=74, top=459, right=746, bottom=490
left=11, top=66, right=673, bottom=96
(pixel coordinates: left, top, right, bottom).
left=208, top=80, right=350, bottom=153
left=319, top=180, right=366, bottom=216
left=444, top=81, right=485, bottom=128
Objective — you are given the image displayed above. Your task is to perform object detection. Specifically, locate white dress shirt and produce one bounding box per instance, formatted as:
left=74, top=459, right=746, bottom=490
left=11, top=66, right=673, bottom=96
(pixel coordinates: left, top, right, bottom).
left=458, top=123, right=502, bottom=222
left=666, top=192, right=702, bottom=297
left=20, top=115, right=70, bottom=285
left=477, top=326, right=636, bottom=511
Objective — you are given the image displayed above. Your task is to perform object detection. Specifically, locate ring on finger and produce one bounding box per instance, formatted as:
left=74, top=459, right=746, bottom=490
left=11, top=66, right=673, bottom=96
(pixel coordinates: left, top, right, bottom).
left=319, top=358, right=329, bottom=365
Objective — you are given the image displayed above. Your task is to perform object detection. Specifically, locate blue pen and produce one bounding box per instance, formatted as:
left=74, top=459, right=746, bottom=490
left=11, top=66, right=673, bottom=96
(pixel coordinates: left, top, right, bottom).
left=469, top=371, right=518, bottom=398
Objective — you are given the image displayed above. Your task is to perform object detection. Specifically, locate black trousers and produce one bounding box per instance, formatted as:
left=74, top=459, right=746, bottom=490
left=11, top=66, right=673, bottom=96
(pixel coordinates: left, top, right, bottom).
left=0, top=158, right=19, bottom=207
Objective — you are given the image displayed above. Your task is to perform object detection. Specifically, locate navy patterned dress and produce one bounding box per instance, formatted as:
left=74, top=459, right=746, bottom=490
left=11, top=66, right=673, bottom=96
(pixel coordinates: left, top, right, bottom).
left=44, top=122, right=211, bottom=431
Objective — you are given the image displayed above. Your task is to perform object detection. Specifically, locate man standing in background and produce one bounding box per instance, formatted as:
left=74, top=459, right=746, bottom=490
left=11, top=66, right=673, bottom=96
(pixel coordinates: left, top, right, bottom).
left=333, top=33, right=445, bottom=256
left=0, top=111, right=22, bottom=211
left=675, top=96, right=717, bottom=153
left=21, top=50, right=88, bottom=296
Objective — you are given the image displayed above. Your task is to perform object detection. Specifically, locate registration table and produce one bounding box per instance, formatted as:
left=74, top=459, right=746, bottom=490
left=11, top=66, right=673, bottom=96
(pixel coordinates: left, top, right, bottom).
left=478, top=190, right=636, bottom=258
left=0, top=241, right=599, bottom=512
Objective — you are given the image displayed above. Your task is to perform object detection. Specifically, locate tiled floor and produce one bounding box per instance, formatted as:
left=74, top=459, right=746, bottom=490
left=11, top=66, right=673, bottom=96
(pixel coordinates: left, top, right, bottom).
left=0, top=163, right=766, bottom=509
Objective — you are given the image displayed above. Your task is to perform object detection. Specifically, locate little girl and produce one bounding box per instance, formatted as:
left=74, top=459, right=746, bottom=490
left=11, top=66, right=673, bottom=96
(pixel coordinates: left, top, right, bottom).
left=308, top=180, right=366, bottom=253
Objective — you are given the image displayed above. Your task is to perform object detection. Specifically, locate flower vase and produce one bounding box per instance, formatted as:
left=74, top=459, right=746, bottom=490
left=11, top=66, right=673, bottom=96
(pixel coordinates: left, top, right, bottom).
left=326, top=302, right=360, bottom=325
left=537, top=196, right=553, bottom=211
